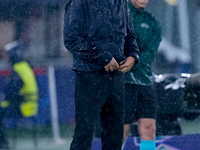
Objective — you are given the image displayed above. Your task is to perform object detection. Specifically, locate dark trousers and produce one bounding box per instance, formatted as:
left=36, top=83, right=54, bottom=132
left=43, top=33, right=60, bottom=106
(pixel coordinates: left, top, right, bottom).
left=0, top=109, right=9, bottom=148
left=70, top=71, right=124, bottom=150
left=0, top=102, right=22, bottom=146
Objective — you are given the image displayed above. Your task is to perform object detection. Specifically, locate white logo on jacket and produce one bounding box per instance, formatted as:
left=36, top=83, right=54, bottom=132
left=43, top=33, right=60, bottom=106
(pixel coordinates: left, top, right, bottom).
left=140, top=23, right=149, bottom=29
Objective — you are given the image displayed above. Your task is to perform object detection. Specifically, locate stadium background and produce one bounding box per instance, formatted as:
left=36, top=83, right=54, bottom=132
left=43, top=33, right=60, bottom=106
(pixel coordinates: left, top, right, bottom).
left=1, top=0, right=200, bottom=149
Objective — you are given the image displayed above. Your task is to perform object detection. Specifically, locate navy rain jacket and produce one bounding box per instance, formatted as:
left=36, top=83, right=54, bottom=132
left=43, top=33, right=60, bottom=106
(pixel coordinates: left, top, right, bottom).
left=64, top=0, right=140, bottom=73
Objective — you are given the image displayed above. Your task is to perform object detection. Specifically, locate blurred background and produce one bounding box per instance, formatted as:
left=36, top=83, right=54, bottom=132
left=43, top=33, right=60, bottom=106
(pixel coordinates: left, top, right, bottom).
left=0, top=0, right=200, bottom=149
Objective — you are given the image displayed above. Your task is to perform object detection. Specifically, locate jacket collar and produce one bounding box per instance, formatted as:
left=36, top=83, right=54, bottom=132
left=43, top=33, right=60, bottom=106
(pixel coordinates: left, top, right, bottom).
left=128, top=0, right=144, bottom=16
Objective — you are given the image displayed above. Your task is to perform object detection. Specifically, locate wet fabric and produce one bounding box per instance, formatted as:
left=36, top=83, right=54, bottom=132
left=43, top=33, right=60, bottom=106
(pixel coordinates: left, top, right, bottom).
left=124, top=1, right=162, bottom=85
left=64, top=0, right=140, bottom=73
left=70, top=71, right=124, bottom=150
left=0, top=110, right=9, bottom=149
left=3, top=61, right=39, bottom=117
left=2, top=41, right=39, bottom=117
left=124, top=84, right=157, bottom=124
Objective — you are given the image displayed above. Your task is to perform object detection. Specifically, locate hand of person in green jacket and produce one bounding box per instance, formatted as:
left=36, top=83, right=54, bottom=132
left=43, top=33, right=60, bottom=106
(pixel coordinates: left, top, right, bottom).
left=118, top=56, right=136, bottom=73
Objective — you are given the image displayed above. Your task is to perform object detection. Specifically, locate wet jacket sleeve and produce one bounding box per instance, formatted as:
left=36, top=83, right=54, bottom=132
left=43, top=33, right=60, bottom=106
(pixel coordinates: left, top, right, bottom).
left=136, top=23, right=161, bottom=67
left=124, top=24, right=140, bottom=64
left=4, top=71, right=23, bottom=101
left=63, top=1, right=112, bottom=66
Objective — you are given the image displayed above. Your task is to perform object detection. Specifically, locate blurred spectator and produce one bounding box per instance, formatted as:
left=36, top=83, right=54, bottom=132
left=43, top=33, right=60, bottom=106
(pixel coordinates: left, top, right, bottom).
left=0, top=40, right=38, bottom=149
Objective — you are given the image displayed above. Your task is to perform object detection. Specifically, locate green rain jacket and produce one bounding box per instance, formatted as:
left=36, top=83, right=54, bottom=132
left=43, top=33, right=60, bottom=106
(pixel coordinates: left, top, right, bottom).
left=125, top=1, right=162, bottom=85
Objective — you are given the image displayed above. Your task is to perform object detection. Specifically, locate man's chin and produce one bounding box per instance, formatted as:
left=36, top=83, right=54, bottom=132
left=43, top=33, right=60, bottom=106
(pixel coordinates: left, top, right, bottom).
left=140, top=5, right=146, bottom=8
left=139, top=3, right=147, bottom=8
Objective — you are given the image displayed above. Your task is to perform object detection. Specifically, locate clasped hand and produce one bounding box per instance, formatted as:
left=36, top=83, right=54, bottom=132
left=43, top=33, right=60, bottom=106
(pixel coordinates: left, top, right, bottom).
left=104, top=56, right=135, bottom=73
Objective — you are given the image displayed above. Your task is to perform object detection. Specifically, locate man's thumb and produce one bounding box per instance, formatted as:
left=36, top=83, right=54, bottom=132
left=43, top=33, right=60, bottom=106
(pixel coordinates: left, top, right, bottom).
left=120, top=60, right=126, bottom=65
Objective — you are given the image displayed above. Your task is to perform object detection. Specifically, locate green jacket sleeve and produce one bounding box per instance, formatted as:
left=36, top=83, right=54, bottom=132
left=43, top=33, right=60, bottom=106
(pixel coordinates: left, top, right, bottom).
left=135, top=22, right=161, bottom=69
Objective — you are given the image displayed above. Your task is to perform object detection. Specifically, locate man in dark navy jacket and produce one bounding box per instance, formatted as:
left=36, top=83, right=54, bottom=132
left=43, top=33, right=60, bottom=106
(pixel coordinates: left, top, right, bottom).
left=64, top=0, right=140, bottom=149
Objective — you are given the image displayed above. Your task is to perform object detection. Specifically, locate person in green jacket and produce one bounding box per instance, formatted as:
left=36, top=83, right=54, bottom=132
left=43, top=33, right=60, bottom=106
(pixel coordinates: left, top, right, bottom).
left=123, top=0, right=162, bottom=150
